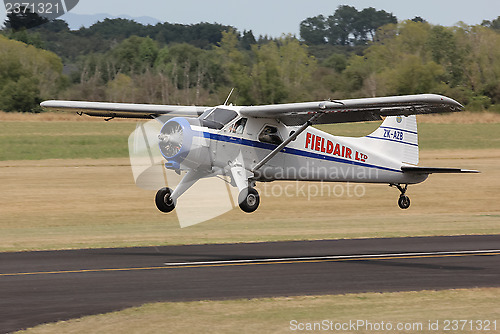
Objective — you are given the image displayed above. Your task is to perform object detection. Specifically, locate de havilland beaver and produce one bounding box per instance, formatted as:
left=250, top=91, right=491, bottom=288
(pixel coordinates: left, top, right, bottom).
left=42, top=93, right=478, bottom=215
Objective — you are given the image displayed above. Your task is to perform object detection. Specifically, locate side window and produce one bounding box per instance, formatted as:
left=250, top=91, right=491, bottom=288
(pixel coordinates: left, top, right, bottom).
left=258, top=125, right=283, bottom=145
left=229, top=118, right=247, bottom=134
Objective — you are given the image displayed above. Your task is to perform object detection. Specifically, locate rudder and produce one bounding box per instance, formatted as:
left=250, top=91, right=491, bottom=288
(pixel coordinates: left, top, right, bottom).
left=365, top=115, right=419, bottom=165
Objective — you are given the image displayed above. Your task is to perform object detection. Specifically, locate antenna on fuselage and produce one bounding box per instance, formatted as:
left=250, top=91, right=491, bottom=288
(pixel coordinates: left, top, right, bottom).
left=224, top=88, right=235, bottom=106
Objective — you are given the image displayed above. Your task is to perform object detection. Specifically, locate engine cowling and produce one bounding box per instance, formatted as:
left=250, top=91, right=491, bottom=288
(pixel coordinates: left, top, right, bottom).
left=158, top=117, right=210, bottom=170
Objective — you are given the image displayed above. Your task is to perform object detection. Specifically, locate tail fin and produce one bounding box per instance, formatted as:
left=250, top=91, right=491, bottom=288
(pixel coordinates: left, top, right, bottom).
left=365, top=115, right=419, bottom=165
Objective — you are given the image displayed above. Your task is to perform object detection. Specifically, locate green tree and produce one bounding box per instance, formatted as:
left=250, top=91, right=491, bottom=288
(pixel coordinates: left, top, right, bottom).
left=215, top=30, right=254, bottom=104
left=336, top=21, right=444, bottom=97
left=240, top=30, right=257, bottom=50
left=426, top=26, right=464, bottom=86
left=0, top=36, right=64, bottom=112
left=0, top=76, right=41, bottom=112
left=6, top=29, right=44, bottom=48
left=323, top=54, right=347, bottom=73
left=4, top=7, right=48, bottom=30
left=301, top=6, right=398, bottom=46
left=300, top=15, right=327, bottom=44
left=251, top=42, right=288, bottom=104
left=106, top=73, right=133, bottom=102
left=327, top=5, right=359, bottom=45
left=356, top=7, right=397, bottom=42
left=109, top=36, right=159, bottom=74
left=278, top=36, right=317, bottom=100
left=155, top=43, right=222, bottom=104
left=76, top=18, right=146, bottom=39
left=454, top=24, right=500, bottom=106
left=481, top=16, right=500, bottom=31
left=383, top=55, right=445, bottom=95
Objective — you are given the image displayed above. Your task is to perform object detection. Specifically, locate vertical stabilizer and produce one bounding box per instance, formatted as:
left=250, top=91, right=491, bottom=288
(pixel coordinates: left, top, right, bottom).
left=365, top=115, right=419, bottom=165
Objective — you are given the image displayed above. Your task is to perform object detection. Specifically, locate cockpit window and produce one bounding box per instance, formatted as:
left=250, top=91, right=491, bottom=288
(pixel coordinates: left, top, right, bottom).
left=258, top=125, right=283, bottom=145
left=199, top=108, right=238, bottom=129
left=228, top=118, right=247, bottom=134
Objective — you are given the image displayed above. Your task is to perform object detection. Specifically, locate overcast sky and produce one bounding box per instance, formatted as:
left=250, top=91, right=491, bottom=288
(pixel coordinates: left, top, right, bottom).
left=2, top=0, right=500, bottom=36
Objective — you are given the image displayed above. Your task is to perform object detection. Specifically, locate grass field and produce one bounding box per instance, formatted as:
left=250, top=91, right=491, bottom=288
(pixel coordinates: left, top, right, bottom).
left=1, top=149, right=497, bottom=252
left=2, top=112, right=499, bottom=333
left=19, top=288, right=500, bottom=334
left=1, top=112, right=500, bottom=161
left=0, top=114, right=499, bottom=251
left=0, top=121, right=136, bottom=160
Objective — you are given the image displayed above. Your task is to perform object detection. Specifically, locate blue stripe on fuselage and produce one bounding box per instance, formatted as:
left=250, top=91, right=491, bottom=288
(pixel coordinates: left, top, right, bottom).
left=365, top=135, right=418, bottom=147
left=202, top=132, right=402, bottom=173
left=379, top=126, right=418, bottom=135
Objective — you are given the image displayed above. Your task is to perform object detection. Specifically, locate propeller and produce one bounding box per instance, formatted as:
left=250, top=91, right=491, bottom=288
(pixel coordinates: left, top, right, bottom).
left=128, top=116, right=239, bottom=228
left=158, top=122, right=183, bottom=157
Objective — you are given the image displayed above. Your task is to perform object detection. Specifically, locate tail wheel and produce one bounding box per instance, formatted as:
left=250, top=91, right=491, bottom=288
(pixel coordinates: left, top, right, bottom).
left=238, top=187, right=260, bottom=213
left=155, top=187, right=176, bottom=213
left=398, top=195, right=410, bottom=209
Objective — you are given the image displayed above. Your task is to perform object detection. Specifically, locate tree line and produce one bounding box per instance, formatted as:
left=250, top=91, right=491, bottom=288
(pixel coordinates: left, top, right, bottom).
left=1, top=6, right=500, bottom=113
left=300, top=5, right=397, bottom=45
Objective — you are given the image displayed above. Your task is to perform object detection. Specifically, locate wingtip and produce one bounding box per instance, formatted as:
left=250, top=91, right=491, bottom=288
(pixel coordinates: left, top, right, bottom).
left=40, top=100, right=61, bottom=108
left=460, top=169, right=481, bottom=173
left=426, top=94, right=464, bottom=110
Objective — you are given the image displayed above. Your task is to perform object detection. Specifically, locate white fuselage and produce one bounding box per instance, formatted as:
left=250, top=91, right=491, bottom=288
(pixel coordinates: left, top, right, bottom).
left=196, top=112, right=427, bottom=185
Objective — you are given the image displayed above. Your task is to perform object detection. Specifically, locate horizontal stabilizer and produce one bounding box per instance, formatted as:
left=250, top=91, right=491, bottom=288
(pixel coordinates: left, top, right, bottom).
left=401, top=166, right=480, bottom=174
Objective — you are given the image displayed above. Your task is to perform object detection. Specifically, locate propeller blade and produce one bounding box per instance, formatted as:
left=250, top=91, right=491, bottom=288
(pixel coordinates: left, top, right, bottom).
left=175, top=171, right=239, bottom=228
left=128, top=117, right=240, bottom=227
left=128, top=120, right=166, bottom=190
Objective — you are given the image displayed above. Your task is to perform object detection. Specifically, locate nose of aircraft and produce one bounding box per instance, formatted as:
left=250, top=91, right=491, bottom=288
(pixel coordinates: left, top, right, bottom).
left=159, top=120, right=185, bottom=158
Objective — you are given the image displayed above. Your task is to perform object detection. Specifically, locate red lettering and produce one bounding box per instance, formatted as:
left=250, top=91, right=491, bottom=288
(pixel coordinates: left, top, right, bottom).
left=341, top=146, right=345, bottom=157
left=356, top=151, right=364, bottom=161
left=305, top=132, right=311, bottom=149
left=326, top=140, right=333, bottom=154
left=345, top=147, right=352, bottom=159
left=321, top=138, right=326, bottom=152
left=355, top=152, right=367, bottom=162
left=315, top=135, right=321, bottom=151
left=333, top=144, right=340, bottom=156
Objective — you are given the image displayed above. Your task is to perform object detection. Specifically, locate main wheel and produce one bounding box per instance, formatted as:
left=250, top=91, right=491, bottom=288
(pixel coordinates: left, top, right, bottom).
left=155, top=187, right=176, bottom=213
left=398, top=195, right=410, bottom=209
left=238, top=187, right=260, bottom=213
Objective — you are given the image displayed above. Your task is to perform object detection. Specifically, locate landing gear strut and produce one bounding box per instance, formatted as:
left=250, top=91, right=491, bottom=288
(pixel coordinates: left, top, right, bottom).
left=391, top=184, right=410, bottom=209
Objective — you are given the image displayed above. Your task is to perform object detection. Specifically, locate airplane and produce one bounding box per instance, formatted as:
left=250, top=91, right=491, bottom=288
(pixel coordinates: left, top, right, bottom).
left=41, top=93, right=479, bottom=217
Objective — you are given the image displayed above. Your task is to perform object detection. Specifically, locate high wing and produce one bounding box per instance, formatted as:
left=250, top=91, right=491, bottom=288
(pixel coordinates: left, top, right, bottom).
left=40, top=100, right=209, bottom=119
left=41, top=94, right=462, bottom=125
left=239, top=94, right=463, bottom=126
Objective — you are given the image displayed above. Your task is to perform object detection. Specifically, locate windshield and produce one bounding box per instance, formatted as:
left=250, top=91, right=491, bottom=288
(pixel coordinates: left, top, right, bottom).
left=199, top=108, right=238, bottom=129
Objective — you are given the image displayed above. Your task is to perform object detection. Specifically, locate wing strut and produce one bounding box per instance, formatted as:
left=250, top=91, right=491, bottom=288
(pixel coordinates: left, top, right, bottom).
left=252, top=113, right=324, bottom=172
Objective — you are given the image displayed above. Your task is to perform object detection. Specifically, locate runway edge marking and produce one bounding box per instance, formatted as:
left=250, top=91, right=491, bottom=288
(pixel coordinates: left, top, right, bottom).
left=1, top=250, right=499, bottom=277
left=163, top=249, right=500, bottom=267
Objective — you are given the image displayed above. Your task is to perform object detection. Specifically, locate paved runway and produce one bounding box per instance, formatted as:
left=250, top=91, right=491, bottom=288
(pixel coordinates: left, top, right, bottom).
left=1, top=235, right=500, bottom=333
